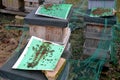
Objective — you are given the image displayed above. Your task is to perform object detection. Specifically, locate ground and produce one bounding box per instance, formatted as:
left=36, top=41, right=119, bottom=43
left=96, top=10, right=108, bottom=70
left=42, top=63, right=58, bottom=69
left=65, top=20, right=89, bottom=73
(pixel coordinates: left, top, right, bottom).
left=0, top=13, right=27, bottom=67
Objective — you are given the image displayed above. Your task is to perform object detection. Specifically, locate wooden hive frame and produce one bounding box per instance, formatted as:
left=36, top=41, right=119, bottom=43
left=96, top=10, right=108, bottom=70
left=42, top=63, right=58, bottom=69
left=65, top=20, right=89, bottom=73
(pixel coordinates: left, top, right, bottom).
left=29, top=25, right=71, bottom=47
left=83, top=38, right=111, bottom=59
left=84, top=22, right=112, bottom=40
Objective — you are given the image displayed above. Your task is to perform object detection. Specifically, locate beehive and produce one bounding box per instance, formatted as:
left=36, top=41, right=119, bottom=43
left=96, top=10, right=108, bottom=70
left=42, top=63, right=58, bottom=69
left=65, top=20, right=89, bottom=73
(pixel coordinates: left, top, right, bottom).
left=83, top=38, right=111, bottom=49
left=83, top=38, right=111, bottom=59
left=88, top=0, right=115, bottom=9
left=84, top=23, right=112, bottom=40
left=83, top=47, right=110, bottom=59
left=24, top=6, right=72, bottom=47
left=2, top=0, right=24, bottom=11
left=85, top=0, right=116, bottom=25
left=83, top=22, right=112, bottom=59
left=24, top=0, right=41, bottom=12
left=29, top=25, right=71, bottom=47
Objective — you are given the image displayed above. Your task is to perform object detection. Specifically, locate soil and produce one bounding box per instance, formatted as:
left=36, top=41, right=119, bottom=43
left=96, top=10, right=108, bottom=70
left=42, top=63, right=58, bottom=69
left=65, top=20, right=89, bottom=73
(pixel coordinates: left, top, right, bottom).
left=0, top=25, right=21, bottom=66
left=0, top=13, right=27, bottom=67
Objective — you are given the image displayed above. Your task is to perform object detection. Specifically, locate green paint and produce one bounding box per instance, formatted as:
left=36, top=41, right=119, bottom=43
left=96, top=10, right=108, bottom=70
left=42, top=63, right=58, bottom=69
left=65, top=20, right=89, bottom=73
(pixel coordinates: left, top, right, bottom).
left=13, top=36, right=64, bottom=70
left=35, top=4, right=72, bottom=19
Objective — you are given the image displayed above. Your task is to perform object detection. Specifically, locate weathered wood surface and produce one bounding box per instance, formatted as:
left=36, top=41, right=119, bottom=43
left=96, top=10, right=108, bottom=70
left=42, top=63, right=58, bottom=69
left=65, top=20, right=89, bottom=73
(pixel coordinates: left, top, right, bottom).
left=29, top=25, right=71, bottom=47
left=84, top=23, right=112, bottom=40
left=2, top=0, right=19, bottom=11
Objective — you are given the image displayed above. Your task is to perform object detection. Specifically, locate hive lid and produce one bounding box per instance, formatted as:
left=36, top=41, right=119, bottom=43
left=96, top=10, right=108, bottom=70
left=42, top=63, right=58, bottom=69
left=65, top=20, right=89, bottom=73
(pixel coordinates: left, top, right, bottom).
left=90, top=8, right=114, bottom=17
left=84, top=9, right=116, bottom=25
left=24, top=4, right=73, bottom=27
left=35, top=4, right=72, bottom=20
left=12, top=36, right=65, bottom=70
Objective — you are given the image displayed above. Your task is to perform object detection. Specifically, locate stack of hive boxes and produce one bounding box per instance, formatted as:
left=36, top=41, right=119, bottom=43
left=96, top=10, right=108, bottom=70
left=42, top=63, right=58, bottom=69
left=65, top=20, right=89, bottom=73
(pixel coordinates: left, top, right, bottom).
left=24, top=4, right=72, bottom=80
left=83, top=0, right=116, bottom=59
left=83, top=23, right=112, bottom=59
left=1, top=0, right=43, bottom=12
